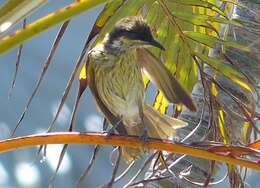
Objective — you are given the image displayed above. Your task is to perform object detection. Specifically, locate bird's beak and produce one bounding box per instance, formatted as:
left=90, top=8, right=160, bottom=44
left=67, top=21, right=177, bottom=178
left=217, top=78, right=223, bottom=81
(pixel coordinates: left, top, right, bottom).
left=148, top=39, right=165, bottom=50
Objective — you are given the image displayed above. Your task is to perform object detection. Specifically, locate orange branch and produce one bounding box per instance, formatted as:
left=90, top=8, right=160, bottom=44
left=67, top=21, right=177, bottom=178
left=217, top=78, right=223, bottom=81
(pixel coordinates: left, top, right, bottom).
left=0, top=132, right=259, bottom=170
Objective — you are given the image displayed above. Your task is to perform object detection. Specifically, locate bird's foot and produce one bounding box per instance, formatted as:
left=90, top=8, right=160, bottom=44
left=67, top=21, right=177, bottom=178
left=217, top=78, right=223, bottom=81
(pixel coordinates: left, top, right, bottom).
left=139, top=128, right=149, bottom=142
left=105, top=127, right=115, bottom=137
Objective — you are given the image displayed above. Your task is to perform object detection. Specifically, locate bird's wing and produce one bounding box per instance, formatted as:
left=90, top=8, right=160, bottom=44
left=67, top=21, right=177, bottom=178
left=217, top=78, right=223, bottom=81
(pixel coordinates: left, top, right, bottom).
left=87, top=61, right=128, bottom=135
left=137, top=48, right=196, bottom=112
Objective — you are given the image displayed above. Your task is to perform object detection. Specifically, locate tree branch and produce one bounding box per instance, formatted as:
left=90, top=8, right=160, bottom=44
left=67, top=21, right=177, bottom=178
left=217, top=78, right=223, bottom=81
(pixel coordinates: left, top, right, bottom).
left=0, top=132, right=259, bottom=170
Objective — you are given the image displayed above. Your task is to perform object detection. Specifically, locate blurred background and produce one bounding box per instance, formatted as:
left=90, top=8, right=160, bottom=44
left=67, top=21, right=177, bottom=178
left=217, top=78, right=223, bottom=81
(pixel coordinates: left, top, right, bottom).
left=0, top=0, right=259, bottom=188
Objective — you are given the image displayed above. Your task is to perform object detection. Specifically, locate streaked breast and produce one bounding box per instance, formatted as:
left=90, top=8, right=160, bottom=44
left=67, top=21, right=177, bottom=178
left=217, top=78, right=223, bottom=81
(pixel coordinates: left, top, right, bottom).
left=92, top=48, right=144, bottom=120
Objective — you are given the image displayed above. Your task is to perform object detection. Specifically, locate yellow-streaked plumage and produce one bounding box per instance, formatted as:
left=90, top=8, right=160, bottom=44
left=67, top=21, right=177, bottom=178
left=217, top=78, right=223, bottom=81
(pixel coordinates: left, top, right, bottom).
left=90, top=44, right=143, bottom=127
left=87, top=17, right=194, bottom=163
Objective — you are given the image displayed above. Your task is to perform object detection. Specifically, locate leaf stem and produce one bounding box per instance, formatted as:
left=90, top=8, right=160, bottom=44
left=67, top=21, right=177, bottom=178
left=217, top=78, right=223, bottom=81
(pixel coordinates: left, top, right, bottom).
left=0, top=0, right=107, bottom=55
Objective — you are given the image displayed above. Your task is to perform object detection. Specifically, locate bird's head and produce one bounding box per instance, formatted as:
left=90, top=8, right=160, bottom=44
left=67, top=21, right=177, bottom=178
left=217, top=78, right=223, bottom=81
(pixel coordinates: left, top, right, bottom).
left=105, top=16, right=165, bottom=52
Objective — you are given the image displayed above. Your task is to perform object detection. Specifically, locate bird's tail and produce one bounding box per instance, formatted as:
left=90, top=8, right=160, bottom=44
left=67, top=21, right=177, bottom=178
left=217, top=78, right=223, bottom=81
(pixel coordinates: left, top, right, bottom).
left=121, top=104, right=188, bottom=163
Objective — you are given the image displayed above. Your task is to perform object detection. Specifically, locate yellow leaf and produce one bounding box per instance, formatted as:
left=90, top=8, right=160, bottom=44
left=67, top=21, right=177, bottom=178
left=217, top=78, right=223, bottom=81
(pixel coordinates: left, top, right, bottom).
left=241, top=121, right=250, bottom=144
left=153, top=91, right=168, bottom=114
left=211, top=82, right=218, bottom=96
left=143, top=75, right=149, bottom=89
left=218, top=109, right=229, bottom=144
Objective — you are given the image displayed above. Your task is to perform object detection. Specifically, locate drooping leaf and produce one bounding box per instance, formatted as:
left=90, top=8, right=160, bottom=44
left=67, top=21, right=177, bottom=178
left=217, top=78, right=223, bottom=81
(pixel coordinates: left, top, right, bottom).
left=0, top=0, right=47, bottom=33
left=172, top=11, right=242, bottom=27
left=175, top=43, right=198, bottom=92
left=184, top=31, right=250, bottom=52
left=0, top=0, right=108, bottom=55
left=193, top=52, right=254, bottom=93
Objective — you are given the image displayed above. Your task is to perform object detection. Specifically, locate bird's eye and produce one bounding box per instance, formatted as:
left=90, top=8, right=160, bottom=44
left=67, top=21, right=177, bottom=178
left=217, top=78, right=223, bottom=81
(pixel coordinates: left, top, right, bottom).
left=125, top=31, right=141, bottom=40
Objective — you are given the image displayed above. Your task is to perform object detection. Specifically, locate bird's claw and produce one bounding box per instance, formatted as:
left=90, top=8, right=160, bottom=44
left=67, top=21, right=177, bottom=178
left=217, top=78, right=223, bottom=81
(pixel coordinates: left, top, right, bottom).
left=139, top=129, right=149, bottom=142
left=104, top=127, right=115, bottom=137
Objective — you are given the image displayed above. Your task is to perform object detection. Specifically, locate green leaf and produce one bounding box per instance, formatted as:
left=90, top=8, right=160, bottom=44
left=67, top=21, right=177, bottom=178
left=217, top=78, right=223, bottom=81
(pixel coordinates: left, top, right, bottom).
left=95, top=0, right=124, bottom=28
left=194, top=52, right=254, bottom=93
left=0, top=0, right=47, bottom=33
left=85, top=0, right=124, bottom=45
left=172, top=11, right=242, bottom=27
left=96, top=0, right=145, bottom=42
left=184, top=31, right=250, bottom=52
left=176, top=44, right=198, bottom=92
left=145, top=1, right=166, bottom=57
left=0, top=0, right=108, bottom=55
left=170, top=0, right=227, bottom=18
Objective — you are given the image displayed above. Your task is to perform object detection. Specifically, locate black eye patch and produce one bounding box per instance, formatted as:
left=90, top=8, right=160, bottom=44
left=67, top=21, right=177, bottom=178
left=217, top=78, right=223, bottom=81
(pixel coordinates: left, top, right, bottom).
left=109, top=18, right=154, bottom=42
left=123, top=29, right=153, bottom=42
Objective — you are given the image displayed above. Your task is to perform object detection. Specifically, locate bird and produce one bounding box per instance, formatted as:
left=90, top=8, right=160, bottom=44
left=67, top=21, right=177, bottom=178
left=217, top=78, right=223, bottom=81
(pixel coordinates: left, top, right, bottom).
left=85, top=16, right=196, bottom=163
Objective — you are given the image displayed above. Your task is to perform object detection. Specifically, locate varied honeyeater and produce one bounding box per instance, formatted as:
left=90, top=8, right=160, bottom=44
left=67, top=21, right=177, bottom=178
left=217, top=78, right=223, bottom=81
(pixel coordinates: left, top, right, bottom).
left=86, top=16, right=196, bottom=163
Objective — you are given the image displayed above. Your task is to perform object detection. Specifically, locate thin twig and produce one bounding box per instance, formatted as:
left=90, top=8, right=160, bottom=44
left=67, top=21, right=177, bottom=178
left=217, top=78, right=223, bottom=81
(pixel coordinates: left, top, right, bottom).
left=129, top=175, right=171, bottom=187
left=75, top=145, right=100, bottom=188
left=11, top=21, right=70, bottom=136
left=153, top=154, right=186, bottom=182
left=9, top=19, right=26, bottom=98
left=49, top=65, right=89, bottom=181
left=181, top=99, right=206, bottom=142
left=182, top=171, right=228, bottom=186
left=203, top=161, right=215, bottom=187
left=124, top=152, right=164, bottom=188
left=152, top=151, right=161, bottom=172
left=205, top=74, right=259, bottom=134
left=38, top=29, right=97, bottom=157
left=114, top=161, right=135, bottom=183
left=158, top=152, right=177, bottom=180
left=48, top=144, right=69, bottom=187
left=45, top=34, right=97, bottom=134
left=106, top=147, right=122, bottom=188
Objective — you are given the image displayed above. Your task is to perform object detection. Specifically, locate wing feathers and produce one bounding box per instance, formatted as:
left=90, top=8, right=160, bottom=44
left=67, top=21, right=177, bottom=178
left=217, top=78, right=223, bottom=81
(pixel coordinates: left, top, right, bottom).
left=137, top=49, right=196, bottom=112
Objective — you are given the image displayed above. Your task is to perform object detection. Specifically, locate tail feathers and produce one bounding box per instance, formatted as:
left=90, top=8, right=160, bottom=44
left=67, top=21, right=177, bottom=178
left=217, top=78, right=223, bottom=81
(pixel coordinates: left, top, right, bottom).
left=121, top=104, right=188, bottom=163
left=144, top=104, right=188, bottom=139
left=121, top=147, right=147, bottom=164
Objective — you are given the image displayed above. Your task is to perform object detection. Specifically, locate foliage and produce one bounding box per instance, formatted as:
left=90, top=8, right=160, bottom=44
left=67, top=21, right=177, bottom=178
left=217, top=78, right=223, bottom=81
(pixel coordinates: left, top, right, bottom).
left=0, top=0, right=259, bottom=187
